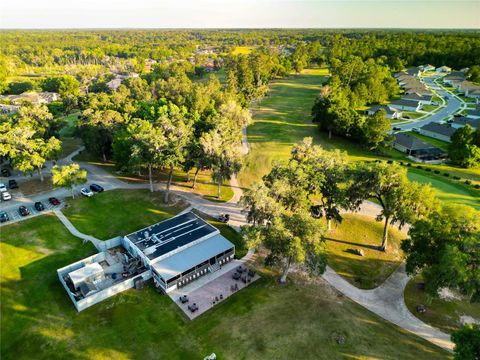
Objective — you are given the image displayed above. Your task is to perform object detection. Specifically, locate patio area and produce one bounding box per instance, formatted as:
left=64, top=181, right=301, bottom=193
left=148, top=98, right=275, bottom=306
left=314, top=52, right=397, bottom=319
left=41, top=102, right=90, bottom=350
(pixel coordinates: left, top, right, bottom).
left=168, top=261, right=260, bottom=320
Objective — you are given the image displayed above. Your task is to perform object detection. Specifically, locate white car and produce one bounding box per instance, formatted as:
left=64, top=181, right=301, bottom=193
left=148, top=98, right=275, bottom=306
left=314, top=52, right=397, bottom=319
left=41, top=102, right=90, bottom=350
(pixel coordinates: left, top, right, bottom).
left=80, top=187, right=94, bottom=197
left=0, top=183, right=7, bottom=192
left=1, top=191, right=12, bottom=201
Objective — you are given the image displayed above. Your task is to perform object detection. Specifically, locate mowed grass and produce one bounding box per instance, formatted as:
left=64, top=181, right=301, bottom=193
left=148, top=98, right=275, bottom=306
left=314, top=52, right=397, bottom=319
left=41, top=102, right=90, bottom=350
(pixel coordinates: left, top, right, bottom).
left=63, top=189, right=188, bottom=240
left=1, top=216, right=449, bottom=360
left=404, top=276, right=480, bottom=334
left=407, top=169, right=480, bottom=210
left=325, top=214, right=405, bottom=289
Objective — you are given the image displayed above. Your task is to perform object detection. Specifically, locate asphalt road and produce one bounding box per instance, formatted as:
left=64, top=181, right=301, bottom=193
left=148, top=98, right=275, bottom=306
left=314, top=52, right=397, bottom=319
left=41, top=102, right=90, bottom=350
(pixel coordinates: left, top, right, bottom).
left=395, top=75, right=466, bottom=131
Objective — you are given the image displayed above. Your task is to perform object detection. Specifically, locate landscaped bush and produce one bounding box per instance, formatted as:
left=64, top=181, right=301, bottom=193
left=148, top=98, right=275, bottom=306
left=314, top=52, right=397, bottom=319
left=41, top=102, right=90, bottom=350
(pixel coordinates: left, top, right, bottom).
left=425, top=168, right=432, bottom=172
left=434, top=170, right=440, bottom=174
left=474, top=184, right=480, bottom=189
left=464, top=180, right=472, bottom=185
left=453, top=176, right=461, bottom=180
left=443, top=173, right=450, bottom=177
left=387, top=160, right=393, bottom=164
left=406, top=163, right=412, bottom=167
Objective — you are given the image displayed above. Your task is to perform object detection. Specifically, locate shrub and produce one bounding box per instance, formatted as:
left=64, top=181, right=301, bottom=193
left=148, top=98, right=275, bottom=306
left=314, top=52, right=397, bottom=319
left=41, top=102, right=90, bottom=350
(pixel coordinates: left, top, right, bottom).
left=453, top=176, right=461, bottom=180
left=387, top=160, right=393, bottom=164
left=443, top=173, right=450, bottom=177
left=434, top=170, right=440, bottom=174
left=475, top=184, right=480, bottom=189
left=465, top=180, right=472, bottom=185
left=406, top=163, right=412, bottom=167
left=425, top=168, right=432, bottom=172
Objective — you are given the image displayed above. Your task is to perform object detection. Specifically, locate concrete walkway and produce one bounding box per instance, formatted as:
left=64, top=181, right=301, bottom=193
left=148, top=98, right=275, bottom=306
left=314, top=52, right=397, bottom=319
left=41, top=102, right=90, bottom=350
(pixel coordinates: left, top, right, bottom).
left=53, top=209, right=102, bottom=249
left=322, top=264, right=453, bottom=352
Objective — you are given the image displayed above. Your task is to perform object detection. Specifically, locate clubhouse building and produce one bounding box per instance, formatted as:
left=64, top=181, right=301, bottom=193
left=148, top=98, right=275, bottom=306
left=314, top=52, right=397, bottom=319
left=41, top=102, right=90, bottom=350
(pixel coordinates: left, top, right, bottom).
left=58, top=212, right=235, bottom=311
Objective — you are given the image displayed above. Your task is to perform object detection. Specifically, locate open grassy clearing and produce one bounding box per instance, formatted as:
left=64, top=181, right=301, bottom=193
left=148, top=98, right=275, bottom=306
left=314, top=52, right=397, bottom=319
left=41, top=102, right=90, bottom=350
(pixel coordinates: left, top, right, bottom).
left=1, top=215, right=449, bottom=360
left=10, top=176, right=53, bottom=196
left=58, top=112, right=80, bottom=138
left=231, top=46, right=254, bottom=55
left=404, top=276, right=480, bottom=334
left=407, top=169, right=480, bottom=210
left=325, top=214, right=405, bottom=289
left=59, top=137, right=83, bottom=158
left=73, top=150, right=234, bottom=202
left=63, top=189, right=188, bottom=240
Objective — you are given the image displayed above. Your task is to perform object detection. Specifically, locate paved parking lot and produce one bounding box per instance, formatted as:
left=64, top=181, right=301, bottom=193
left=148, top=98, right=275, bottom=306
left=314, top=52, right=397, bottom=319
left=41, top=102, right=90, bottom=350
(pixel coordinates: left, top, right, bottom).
left=0, top=197, right=64, bottom=225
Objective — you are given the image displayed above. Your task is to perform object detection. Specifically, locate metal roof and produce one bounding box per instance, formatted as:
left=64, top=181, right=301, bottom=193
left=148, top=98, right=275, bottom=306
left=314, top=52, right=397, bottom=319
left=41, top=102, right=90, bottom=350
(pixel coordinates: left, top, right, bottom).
left=152, top=233, right=234, bottom=281
left=126, top=212, right=218, bottom=260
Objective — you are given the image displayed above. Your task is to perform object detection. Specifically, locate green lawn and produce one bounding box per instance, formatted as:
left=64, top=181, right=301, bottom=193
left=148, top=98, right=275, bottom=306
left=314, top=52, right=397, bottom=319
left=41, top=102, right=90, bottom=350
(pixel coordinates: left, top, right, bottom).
left=58, top=112, right=80, bottom=138
left=63, top=189, right=188, bottom=240
left=407, top=169, right=480, bottom=210
left=325, top=214, right=405, bottom=289
left=404, top=276, right=480, bottom=334
left=1, top=215, right=450, bottom=360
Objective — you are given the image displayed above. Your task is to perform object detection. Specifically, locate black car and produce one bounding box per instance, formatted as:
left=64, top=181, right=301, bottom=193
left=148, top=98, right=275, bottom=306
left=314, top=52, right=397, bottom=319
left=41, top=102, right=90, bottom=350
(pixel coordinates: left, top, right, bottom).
left=1, top=168, right=11, bottom=177
left=18, top=206, right=30, bottom=217
left=392, top=126, right=401, bottom=131
left=8, top=179, right=18, bottom=189
left=0, top=211, right=9, bottom=223
left=90, top=183, right=104, bottom=192
left=34, top=201, right=45, bottom=211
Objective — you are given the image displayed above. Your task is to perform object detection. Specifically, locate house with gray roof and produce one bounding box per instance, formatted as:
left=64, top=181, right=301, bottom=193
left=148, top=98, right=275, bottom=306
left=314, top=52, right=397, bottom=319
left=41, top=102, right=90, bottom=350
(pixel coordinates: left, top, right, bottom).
left=390, top=99, right=422, bottom=112
left=466, top=109, right=480, bottom=119
left=365, top=104, right=402, bottom=119
left=403, top=93, right=434, bottom=105
left=418, top=122, right=456, bottom=143
left=393, top=133, right=446, bottom=161
left=451, top=117, right=480, bottom=130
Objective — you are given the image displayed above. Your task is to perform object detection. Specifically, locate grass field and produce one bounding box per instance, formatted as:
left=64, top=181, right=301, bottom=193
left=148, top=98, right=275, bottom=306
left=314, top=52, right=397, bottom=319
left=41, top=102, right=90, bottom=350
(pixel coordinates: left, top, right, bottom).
left=58, top=112, right=80, bottom=138
left=404, top=276, right=480, bottom=334
left=1, top=215, right=450, bottom=360
left=407, top=169, right=480, bottom=210
left=63, top=189, right=188, bottom=240
left=231, top=46, right=254, bottom=55
left=407, top=132, right=449, bottom=151
left=325, top=214, right=405, bottom=289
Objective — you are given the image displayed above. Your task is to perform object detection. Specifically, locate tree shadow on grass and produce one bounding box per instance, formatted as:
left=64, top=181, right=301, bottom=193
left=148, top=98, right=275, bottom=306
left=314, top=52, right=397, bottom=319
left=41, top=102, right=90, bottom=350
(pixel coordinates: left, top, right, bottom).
left=324, top=237, right=381, bottom=251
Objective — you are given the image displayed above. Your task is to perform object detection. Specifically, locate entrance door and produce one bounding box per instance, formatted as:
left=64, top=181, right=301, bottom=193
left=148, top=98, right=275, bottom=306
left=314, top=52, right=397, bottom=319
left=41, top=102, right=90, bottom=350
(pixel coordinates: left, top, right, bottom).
left=209, top=257, right=216, bottom=265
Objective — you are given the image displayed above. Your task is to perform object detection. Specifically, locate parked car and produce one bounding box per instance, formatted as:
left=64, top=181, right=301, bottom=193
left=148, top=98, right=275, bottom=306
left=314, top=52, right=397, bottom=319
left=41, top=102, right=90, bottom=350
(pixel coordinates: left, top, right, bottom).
left=412, top=127, right=420, bottom=133
left=48, top=197, right=61, bottom=206
left=18, top=206, right=30, bottom=217
left=454, top=113, right=462, bottom=118
left=90, top=183, right=104, bottom=192
left=0, top=211, right=9, bottom=223
left=81, top=187, right=94, bottom=197
left=1, top=168, right=11, bottom=177
left=8, top=179, right=18, bottom=189
left=392, top=126, right=401, bottom=131
left=0, top=183, right=7, bottom=192
left=34, top=201, right=45, bottom=211
left=1, top=191, right=12, bottom=201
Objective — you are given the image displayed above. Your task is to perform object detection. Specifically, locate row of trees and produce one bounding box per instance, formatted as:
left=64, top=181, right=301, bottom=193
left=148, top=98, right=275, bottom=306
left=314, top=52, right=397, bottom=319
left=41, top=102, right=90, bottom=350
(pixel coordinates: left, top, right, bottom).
left=240, top=138, right=479, bottom=305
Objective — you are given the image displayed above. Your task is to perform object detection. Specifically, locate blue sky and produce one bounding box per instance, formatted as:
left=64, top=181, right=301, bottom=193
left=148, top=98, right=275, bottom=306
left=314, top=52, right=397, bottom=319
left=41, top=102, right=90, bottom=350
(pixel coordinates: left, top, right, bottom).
left=0, top=0, right=479, bottom=29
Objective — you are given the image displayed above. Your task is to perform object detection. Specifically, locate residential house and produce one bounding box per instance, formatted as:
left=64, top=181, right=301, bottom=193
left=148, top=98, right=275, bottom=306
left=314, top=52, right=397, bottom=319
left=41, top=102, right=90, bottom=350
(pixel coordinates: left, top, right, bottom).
left=393, top=133, right=446, bottom=161
left=403, top=93, right=434, bottom=105
left=0, top=92, right=60, bottom=105
left=365, top=104, right=402, bottom=119
left=389, top=99, right=422, bottom=112
left=466, top=109, right=480, bottom=119
left=436, top=66, right=452, bottom=73
left=451, top=117, right=480, bottom=130
left=418, top=122, right=456, bottom=143
left=443, top=71, right=466, bottom=85
left=0, top=104, right=20, bottom=114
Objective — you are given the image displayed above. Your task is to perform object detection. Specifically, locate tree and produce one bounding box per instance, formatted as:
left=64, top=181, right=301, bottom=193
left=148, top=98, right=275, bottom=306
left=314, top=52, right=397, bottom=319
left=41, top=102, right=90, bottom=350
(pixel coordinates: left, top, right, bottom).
left=401, top=204, right=480, bottom=302
left=452, top=324, right=480, bottom=360
left=291, top=137, right=349, bottom=231
left=361, top=109, right=391, bottom=150
left=124, top=119, right=166, bottom=192
left=348, top=162, right=438, bottom=251
left=244, top=209, right=327, bottom=283
left=52, top=164, right=87, bottom=199
left=78, top=109, right=125, bottom=162
left=155, top=103, right=192, bottom=202
left=449, top=125, right=480, bottom=168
